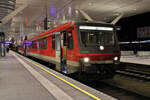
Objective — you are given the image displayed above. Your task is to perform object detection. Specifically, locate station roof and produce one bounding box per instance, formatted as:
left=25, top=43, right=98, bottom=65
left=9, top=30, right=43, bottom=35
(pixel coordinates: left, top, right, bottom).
left=0, top=0, right=150, bottom=41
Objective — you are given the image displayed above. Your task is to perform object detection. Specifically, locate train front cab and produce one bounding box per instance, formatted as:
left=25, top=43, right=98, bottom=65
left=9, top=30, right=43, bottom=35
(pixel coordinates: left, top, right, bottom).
left=55, top=22, right=120, bottom=78
left=75, top=22, right=120, bottom=78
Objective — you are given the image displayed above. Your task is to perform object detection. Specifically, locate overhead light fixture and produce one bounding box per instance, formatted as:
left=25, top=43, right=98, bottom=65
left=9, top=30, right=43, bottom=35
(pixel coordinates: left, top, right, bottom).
left=75, top=10, right=78, bottom=14
left=68, top=7, right=72, bottom=16
left=88, top=2, right=93, bottom=6
left=113, top=13, right=120, bottom=16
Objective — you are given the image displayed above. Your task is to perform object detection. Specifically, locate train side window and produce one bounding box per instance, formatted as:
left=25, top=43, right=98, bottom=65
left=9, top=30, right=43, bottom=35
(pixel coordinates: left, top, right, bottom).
left=34, top=41, right=36, bottom=49
left=37, top=41, right=39, bottom=49
left=32, top=41, right=35, bottom=49
left=41, top=39, right=43, bottom=49
left=34, top=41, right=37, bottom=49
left=35, top=41, right=37, bottom=49
left=30, top=42, right=32, bottom=49
left=39, top=40, right=41, bottom=49
left=40, top=39, right=43, bottom=49
left=33, top=41, right=35, bottom=49
left=29, top=41, right=32, bottom=49
left=32, top=41, right=34, bottom=49
left=67, top=31, right=73, bottom=49
left=52, top=35, right=55, bottom=49
left=43, top=38, right=47, bottom=49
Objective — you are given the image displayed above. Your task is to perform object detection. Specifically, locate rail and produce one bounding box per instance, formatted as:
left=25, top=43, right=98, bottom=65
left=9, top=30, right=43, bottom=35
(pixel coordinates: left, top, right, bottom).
left=116, top=69, right=150, bottom=80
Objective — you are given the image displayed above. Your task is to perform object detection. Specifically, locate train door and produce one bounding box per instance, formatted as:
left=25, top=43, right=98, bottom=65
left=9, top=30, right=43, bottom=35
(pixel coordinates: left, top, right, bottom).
left=55, top=33, right=61, bottom=71
left=60, top=31, right=67, bottom=73
left=55, top=30, right=73, bottom=73
left=60, top=30, right=74, bottom=73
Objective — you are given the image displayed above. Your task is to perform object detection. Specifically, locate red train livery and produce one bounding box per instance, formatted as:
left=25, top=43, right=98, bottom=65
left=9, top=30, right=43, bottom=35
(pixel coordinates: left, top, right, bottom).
left=18, top=21, right=120, bottom=78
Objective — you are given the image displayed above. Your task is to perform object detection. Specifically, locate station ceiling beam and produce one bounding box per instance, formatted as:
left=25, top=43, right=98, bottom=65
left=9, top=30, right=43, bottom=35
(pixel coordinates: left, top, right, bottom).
left=78, top=9, right=94, bottom=22
left=0, top=3, right=28, bottom=27
left=111, top=12, right=124, bottom=25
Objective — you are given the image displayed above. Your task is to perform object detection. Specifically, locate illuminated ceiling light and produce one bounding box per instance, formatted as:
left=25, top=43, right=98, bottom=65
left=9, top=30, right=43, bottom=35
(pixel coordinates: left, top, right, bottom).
left=50, top=7, right=56, bottom=19
left=68, top=7, right=72, bottom=16
left=75, top=10, right=78, bottom=14
left=133, top=9, right=137, bottom=11
left=63, top=15, right=66, bottom=21
left=113, top=13, right=120, bottom=16
left=88, top=2, right=93, bottom=6
left=75, top=10, right=79, bottom=17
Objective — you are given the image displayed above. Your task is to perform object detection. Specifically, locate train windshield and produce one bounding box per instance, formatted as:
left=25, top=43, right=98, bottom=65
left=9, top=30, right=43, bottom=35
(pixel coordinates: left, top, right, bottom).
left=79, top=26, right=115, bottom=46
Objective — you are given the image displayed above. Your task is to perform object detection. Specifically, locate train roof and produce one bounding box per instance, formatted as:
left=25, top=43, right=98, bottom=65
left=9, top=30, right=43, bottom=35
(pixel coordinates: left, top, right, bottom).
left=74, top=21, right=114, bottom=27
left=74, top=20, right=110, bottom=24
left=27, top=21, right=114, bottom=41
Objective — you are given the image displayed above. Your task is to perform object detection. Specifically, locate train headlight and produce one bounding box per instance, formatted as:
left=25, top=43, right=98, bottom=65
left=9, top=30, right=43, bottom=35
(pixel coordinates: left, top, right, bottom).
left=83, top=57, right=90, bottom=63
left=114, top=57, right=118, bottom=61
left=100, top=46, right=104, bottom=50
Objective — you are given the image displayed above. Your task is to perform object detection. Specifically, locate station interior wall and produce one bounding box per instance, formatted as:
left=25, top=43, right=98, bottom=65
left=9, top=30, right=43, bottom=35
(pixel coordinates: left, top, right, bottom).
left=117, top=12, right=150, bottom=42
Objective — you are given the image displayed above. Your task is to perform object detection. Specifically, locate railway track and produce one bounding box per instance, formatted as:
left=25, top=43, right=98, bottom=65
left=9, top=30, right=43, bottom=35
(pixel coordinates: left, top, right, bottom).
left=85, top=80, right=150, bottom=100
left=116, top=69, right=150, bottom=80
left=23, top=55, right=150, bottom=100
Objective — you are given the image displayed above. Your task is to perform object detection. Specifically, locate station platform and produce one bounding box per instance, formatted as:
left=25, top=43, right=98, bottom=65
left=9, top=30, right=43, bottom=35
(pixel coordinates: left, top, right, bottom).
left=121, top=55, right=150, bottom=65
left=0, top=51, right=116, bottom=100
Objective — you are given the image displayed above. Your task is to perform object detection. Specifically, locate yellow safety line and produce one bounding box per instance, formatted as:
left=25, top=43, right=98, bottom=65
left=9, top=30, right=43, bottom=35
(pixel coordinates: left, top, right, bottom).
left=16, top=53, right=101, bottom=100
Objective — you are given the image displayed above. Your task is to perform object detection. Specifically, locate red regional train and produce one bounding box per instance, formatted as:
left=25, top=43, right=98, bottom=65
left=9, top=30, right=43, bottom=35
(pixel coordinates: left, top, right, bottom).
left=18, top=21, right=120, bottom=79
